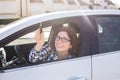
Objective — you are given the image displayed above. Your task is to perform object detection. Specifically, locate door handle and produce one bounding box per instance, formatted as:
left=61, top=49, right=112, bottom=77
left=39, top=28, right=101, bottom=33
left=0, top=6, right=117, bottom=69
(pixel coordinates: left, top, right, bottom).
left=68, top=77, right=87, bottom=80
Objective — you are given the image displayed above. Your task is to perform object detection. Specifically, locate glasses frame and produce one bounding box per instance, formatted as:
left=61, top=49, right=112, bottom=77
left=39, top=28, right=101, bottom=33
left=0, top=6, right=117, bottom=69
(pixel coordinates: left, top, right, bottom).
left=55, top=35, right=71, bottom=43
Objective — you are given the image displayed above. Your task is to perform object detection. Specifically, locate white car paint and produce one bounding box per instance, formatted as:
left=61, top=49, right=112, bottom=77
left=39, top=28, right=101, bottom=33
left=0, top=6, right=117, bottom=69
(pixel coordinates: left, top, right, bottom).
left=92, top=51, right=120, bottom=80
left=0, top=57, right=91, bottom=80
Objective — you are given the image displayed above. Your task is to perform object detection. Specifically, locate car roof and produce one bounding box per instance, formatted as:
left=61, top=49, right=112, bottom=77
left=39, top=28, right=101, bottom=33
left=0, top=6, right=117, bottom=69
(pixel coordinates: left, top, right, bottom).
left=0, top=10, right=120, bottom=40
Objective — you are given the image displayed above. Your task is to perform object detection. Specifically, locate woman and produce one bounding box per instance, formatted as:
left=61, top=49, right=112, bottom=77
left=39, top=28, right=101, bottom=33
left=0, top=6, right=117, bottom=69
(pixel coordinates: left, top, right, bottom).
left=29, top=25, right=80, bottom=63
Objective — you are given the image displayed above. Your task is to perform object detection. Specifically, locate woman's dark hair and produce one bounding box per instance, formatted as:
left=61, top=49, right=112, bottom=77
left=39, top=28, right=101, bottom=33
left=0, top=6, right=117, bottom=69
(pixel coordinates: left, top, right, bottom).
left=51, top=23, right=80, bottom=57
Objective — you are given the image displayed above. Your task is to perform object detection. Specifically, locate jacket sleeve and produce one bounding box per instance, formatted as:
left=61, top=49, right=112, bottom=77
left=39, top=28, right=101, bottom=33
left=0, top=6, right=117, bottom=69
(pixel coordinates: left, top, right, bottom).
left=29, top=43, right=51, bottom=63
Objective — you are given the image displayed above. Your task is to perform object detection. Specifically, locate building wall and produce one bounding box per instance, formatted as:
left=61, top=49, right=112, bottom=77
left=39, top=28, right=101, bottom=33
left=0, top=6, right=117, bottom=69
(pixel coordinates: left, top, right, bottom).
left=0, top=0, right=117, bottom=19
left=0, top=0, right=21, bottom=19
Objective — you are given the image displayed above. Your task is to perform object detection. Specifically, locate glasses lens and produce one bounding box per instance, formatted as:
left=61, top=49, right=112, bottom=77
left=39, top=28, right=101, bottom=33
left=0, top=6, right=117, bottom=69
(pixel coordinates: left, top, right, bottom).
left=55, top=36, right=70, bottom=43
left=55, top=36, right=60, bottom=41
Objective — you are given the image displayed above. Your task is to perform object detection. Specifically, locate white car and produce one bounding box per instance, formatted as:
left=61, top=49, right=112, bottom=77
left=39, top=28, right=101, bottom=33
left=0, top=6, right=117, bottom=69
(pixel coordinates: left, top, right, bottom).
left=0, top=10, right=120, bottom=80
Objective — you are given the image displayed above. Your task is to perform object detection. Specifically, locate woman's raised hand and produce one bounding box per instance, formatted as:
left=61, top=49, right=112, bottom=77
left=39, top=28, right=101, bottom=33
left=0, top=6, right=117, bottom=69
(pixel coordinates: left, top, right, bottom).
left=34, top=28, right=45, bottom=51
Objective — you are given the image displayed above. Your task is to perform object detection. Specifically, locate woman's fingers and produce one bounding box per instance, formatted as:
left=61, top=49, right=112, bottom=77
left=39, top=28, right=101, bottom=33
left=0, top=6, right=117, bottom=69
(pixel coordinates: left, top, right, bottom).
left=34, top=29, right=45, bottom=45
left=34, top=28, right=45, bottom=51
left=34, top=29, right=40, bottom=40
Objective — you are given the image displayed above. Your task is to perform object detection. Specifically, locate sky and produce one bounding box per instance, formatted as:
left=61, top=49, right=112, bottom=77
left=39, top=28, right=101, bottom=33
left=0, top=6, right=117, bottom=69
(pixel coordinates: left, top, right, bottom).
left=111, top=0, right=120, bottom=6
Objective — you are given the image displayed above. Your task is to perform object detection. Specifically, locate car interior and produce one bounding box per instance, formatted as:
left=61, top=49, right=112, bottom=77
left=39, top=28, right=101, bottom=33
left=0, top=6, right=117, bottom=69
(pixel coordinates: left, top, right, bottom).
left=0, top=18, right=82, bottom=70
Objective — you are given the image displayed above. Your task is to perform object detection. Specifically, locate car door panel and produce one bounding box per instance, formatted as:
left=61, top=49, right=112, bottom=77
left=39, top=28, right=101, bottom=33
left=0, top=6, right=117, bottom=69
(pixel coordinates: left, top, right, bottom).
left=0, top=57, right=91, bottom=80
left=92, top=51, right=120, bottom=80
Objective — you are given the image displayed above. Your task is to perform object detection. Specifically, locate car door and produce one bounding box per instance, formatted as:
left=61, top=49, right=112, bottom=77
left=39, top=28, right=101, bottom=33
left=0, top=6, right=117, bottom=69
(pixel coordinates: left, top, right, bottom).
left=0, top=16, right=92, bottom=80
left=92, top=15, right=120, bottom=80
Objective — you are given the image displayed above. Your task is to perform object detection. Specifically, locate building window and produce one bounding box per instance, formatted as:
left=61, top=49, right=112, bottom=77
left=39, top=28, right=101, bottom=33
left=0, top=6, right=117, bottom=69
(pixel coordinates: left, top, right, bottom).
left=78, top=0, right=88, bottom=6
left=30, top=0, right=43, bottom=3
left=66, top=0, right=76, bottom=5
left=53, top=0, right=63, bottom=3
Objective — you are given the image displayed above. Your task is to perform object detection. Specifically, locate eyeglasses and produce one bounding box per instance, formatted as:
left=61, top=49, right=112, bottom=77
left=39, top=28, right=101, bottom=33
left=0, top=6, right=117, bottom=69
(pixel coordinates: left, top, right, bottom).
left=55, top=35, right=71, bottom=43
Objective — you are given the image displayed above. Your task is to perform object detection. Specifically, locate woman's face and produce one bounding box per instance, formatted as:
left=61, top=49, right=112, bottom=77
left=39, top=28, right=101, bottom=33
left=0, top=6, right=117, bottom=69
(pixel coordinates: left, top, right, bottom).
left=55, top=31, right=72, bottom=53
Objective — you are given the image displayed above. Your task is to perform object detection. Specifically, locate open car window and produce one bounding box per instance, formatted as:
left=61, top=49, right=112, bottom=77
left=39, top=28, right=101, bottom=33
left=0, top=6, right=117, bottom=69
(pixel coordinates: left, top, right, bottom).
left=0, top=16, right=92, bottom=70
left=0, top=26, right=52, bottom=69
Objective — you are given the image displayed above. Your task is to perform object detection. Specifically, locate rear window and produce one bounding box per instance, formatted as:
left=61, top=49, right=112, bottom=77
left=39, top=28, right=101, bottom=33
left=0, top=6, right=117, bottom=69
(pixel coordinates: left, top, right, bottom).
left=96, top=16, right=120, bottom=53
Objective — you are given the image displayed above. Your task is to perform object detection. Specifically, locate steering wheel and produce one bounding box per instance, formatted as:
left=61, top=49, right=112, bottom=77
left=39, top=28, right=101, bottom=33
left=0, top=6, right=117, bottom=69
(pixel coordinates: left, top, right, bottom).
left=0, top=48, right=6, bottom=67
left=14, top=45, right=28, bottom=64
